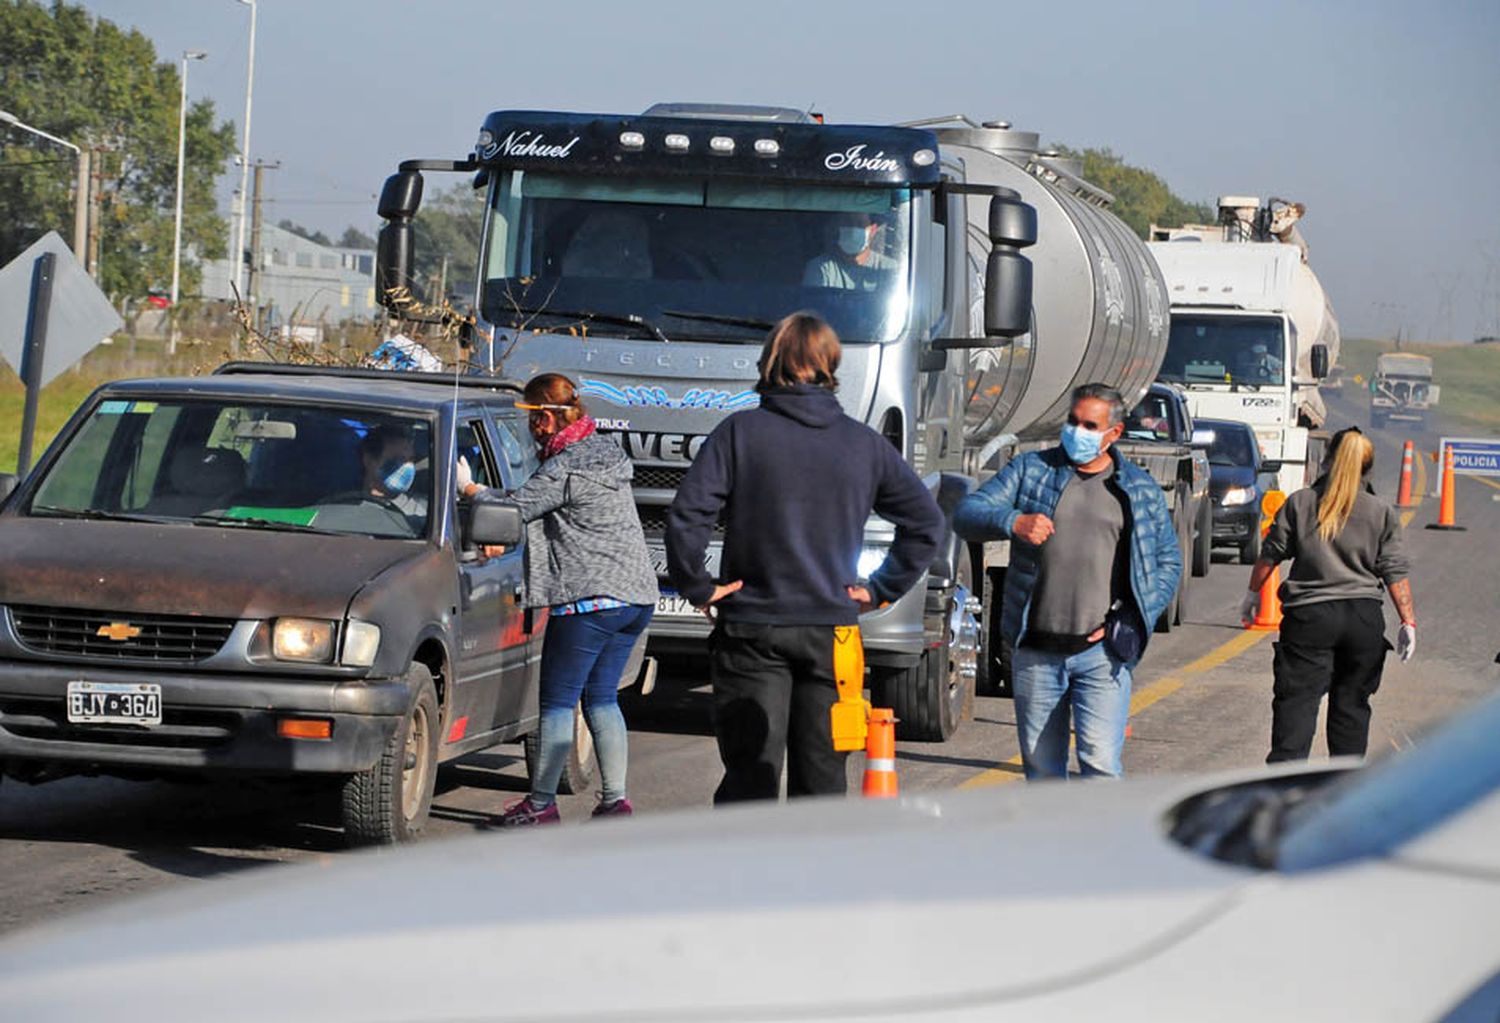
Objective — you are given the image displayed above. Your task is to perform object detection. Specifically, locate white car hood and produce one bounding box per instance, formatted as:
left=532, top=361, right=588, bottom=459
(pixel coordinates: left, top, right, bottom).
left=0, top=775, right=1261, bottom=1022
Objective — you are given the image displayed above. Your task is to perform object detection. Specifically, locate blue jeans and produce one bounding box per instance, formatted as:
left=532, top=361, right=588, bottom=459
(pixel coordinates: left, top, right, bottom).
left=532, top=604, right=653, bottom=805
left=1011, top=642, right=1133, bottom=779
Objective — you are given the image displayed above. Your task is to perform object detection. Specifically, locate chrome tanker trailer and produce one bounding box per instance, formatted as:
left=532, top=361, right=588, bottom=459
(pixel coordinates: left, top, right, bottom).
left=373, top=106, right=1183, bottom=744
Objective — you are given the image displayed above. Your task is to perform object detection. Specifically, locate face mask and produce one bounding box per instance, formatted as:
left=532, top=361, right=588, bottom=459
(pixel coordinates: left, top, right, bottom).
left=836, top=225, right=869, bottom=256
left=379, top=459, right=416, bottom=495
left=1061, top=423, right=1107, bottom=464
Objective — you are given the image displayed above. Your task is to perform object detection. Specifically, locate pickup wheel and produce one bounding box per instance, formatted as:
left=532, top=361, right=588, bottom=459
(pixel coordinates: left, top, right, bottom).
left=1157, top=493, right=1189, bottom=633
left=978, top=565, right=1011, bottom=697
left=341, top=663, right=438, bottom=847
left=1192, top=496, right=1213, bottom=578
left=1239, top=526, right=1262, bottom=565
left=522, top=704, right=597, bottom=796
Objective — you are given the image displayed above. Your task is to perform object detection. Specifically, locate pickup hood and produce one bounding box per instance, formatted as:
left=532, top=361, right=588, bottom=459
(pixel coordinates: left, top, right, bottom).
left=0, top=517, right=427, bottom=620
left=1207, top=464, right=1257, bottom=494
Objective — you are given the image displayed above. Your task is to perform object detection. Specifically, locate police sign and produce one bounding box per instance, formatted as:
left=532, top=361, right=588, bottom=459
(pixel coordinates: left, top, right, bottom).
left=1441, top=437, right=1500, bottom=477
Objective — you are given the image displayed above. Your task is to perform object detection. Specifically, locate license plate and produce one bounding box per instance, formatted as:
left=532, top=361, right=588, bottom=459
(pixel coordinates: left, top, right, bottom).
left=66, top=681, right=162, bottom=726
left=655, top=593, right=701, bottom=619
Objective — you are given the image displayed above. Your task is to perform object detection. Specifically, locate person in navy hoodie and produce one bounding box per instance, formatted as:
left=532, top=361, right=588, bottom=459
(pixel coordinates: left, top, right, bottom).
left=667, top=312, right=943, bottom=803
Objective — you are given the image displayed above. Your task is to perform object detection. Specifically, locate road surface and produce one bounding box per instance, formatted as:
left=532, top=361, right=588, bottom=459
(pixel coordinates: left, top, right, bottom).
left=2, top=385, right=1496, bottom=933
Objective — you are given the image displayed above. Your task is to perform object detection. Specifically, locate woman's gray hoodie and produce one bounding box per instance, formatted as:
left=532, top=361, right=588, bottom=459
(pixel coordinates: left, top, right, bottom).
left=505, top=433, right=659, bottom=610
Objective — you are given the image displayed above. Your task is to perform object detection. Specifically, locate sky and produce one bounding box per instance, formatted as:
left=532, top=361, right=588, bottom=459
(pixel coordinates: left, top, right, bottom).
left=74, top=0, right=1500, bottom=341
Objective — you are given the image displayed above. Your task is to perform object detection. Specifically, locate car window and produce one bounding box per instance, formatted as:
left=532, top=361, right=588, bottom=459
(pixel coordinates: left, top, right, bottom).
left=1205, top=426, right=1255, bottom=467
left=455, top=419, right=497, bottom=490
left=493, top=413, right=539, bottom=487
left=1124, top=393, right=1174, bottom=441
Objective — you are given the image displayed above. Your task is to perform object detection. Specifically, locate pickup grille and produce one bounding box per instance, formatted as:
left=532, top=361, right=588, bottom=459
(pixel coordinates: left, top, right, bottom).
left=9, top=605, right=236, bottom=663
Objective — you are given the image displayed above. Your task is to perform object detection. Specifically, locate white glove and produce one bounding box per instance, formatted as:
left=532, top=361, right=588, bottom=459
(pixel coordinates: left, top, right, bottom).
left=1239, top=590, right=1261, bottom=626
left=1397, top=623, right=1416, bottom=663
left=455, top=455, right=474, bottom=494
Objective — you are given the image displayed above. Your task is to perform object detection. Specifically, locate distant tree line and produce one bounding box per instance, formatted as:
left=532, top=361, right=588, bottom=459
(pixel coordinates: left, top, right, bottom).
left=1054, top=145, right=1216, bottom=238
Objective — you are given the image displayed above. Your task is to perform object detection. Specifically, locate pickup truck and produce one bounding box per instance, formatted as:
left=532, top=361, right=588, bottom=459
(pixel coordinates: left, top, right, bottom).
left=0, top=363, right=597, bottom=845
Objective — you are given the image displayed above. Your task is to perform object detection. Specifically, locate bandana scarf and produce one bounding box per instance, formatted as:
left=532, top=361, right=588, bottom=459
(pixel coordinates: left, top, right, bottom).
left=540, top=414, right=597, bottom=461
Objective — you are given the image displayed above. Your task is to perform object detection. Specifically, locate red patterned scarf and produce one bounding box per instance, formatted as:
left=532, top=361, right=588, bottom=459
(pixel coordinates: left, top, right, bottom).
left=540, top=414, right=597, bottom=461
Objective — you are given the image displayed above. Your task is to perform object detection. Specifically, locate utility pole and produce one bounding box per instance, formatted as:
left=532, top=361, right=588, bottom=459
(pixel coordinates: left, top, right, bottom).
left=247, top=158, right=279, bottom=329
left=87, top=147, right=104, bottom=279
left=233, top=0, right=258, bottom=302
left=73, top=148, right=89, bottom=266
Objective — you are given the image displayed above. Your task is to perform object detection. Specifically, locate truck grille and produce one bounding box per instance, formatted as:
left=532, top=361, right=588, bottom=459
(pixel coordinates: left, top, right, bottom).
left=634, top=466, right=687, bottom=491
left=635, top=506, right=726, bottom=537
left=9, top=605, right=236, bottom=663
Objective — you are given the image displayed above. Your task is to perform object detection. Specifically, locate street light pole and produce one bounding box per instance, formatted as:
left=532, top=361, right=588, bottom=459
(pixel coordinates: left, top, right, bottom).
left=170, top=50, right=207, bottom=355
left=0, top=109, right=85, bottom=264
left=233, top=0, right=257, bottom=305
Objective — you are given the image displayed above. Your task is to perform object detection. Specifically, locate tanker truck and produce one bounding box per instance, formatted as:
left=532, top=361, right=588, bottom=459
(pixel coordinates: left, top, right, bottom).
left=1370, top=352, right=1439, bottom=428
left=372, top=106, right=1188, bottom=741
left=1148, top=197, right=1339, bottom=492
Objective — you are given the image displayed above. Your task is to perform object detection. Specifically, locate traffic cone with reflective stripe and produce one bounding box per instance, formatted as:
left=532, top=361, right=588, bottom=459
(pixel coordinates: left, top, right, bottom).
left=862, top=708, right=899, bottom=798
left=1246, top=566, right=1283, bottom=631
left=1426, top=444, right=1465, bottom=531
left=1396, top=440, right=1416, bottom=508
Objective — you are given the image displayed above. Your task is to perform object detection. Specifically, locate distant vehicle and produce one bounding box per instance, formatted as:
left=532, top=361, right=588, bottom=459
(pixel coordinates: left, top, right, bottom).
left=0, top=364, right=600, bottom=846
left=1117, top=382, right=1213, bottom=626
left=1149, top=197, right=1339, bottom=494
left=1371, top=352, right=1439, bottom=428
left=4, top=691, right=1497, bottom=1022
left=1193, top=417, right=1281, bottom=564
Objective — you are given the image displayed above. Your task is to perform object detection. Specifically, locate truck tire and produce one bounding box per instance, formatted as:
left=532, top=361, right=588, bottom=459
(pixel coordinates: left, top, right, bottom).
left=1239, top=526, right=1262, bottom=565
left=1192, top=496, right=1212, bottom=578
left=522, top=703, right=597, bottom=796
left=873, top=580, right=976, bottom=742
left=341, top=663, right=438, bottom=847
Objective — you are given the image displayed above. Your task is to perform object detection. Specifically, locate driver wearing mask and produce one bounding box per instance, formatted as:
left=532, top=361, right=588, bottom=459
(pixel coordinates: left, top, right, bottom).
left=802, top=211, right=896, bottom=291
left=360, top=425, right=427, bottom=522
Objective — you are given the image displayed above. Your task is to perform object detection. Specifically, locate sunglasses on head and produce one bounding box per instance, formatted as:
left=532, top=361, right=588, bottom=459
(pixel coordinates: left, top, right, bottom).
left=515, top=402, right=573, bottom=413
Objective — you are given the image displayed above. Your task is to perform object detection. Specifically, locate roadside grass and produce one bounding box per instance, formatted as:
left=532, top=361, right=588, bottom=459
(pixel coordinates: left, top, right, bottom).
left=1339, top=337, right=1500, bottom=436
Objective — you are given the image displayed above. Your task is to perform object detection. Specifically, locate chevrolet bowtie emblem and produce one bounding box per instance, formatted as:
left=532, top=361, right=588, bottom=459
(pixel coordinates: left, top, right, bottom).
left=97, top=622, right=142, bottom=642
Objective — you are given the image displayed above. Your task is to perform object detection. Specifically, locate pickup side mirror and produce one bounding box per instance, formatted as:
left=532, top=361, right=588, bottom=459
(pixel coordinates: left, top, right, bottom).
left=0, top=473, right=17, bottom=505
left=1310, top=343, right=1330, bottom=379
left=1190, top=429, right=1215, bottom=449
left=376, top=170, right=424, bottom=312
left=984, top=189, right=1037, bottom=338
left=1260, top=459, right=1282, bottom=475
left=468, top=498, right=524, bottom=547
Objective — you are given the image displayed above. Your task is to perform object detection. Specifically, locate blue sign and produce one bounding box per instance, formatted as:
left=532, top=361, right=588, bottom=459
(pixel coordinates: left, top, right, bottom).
left=1441, top=437, right=1500, bottom=477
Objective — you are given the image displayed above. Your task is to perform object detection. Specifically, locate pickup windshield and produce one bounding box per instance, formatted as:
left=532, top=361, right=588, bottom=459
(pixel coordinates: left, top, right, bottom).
left=482, top=171, right=912, bottom=343
left=28, top=399, right=434, bottom=540
left=1160, top=314, right=1286, bottom=387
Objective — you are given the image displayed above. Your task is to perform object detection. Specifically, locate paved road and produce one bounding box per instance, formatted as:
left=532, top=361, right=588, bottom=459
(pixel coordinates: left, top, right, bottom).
left=3, top=390, right=1496, bottom=933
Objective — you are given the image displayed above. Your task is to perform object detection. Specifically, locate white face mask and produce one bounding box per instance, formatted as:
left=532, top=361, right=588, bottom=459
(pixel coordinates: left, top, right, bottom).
left=836, top=225, right=870, bottom=256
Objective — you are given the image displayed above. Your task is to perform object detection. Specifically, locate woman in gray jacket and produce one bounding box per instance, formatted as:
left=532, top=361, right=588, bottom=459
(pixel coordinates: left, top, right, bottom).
left=462, top=373, right=658, bottom=825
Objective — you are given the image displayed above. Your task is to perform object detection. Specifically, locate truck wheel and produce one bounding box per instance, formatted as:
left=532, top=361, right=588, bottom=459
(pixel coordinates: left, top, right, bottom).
left=341, top=663, right=438, bottom=847
left=1239, top=527, right=1262, bottom=565
left=874, top=583, right=975, bottom=741
left=1192, top=497, right=1213, bottom=578
left=522, top=704, right=597, bottom=796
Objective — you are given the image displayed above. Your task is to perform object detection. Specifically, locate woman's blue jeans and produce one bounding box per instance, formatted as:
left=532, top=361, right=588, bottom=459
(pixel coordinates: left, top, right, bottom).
left=532, top=604, right=653, bottom=805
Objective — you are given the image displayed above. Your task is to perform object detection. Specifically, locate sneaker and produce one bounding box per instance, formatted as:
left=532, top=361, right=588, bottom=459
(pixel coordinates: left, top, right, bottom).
left=591, top=797, right=634, bottom=819
left=494, top=797, right=560, bottom=827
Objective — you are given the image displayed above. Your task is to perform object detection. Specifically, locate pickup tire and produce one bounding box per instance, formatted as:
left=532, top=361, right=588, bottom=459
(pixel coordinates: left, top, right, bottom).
left=1192, top=496, right=1212, bottom=578
left=1157, top=492, right=1189, bottom=633
left=341, top=663, right=438, bottom=847
left=522, top=704, right=597, bottom=796
left=1239, top=526, right=1262, bottom=565
left=978, top=565, right=1011, bottom=697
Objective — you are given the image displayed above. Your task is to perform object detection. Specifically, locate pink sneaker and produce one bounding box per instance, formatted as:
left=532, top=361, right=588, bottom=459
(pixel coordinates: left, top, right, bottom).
left=495, top=797, right=560, bottom=827
left=591, top=797, right=634, bottom=819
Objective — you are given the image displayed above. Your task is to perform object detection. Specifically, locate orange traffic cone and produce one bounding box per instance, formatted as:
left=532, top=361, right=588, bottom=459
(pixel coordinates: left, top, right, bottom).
left=1395, top=440, right=1416, bottom=508
left=1426, top=444, right=1465, bottom=531
left=861, top=708, right=899, bottom=798
left=1246, top=565, right=1283, bottom=630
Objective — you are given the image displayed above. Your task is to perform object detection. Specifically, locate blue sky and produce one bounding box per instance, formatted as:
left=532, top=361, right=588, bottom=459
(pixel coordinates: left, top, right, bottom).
left=76, top=0, right=1500, bottom=340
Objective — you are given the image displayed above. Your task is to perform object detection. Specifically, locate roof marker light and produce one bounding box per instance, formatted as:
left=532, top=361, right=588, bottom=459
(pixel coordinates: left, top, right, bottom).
left=619, top=130, right=645, bottom=149
left=664, top=133, right=690, bottom=152
left=754, top=138, right=780, bottom=157
left=709, top=135, right=735, bottom=154
left=913, top=148, right=936, bottom=167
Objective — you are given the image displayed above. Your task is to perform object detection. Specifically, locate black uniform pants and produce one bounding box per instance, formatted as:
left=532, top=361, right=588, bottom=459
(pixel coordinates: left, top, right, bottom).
left=1267, top=598, right=1390, bottom=764
left=709, top=622, right=849, bottom=803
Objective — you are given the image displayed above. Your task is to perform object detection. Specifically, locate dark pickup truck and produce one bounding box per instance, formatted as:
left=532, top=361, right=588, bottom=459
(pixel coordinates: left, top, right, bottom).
left=0, top=363, right=604, bottom=845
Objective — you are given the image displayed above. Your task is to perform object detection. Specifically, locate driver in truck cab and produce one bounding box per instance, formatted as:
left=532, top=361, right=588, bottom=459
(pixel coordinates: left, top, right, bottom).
left=802, top=211, right=896, bottom=291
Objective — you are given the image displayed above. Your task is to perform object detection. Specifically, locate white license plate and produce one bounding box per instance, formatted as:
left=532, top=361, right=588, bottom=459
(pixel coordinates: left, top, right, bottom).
left=66, top=681, right=162, bottom=726
left=655, top=593, right=701, bottom=619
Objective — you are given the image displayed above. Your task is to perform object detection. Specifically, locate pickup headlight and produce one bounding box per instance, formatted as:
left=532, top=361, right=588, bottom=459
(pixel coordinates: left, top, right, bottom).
left=1221, top=485, right=1257, bottom=507
left=272, top=618, right=335, bottom=663
left=341, top=621, right=381, bottom=668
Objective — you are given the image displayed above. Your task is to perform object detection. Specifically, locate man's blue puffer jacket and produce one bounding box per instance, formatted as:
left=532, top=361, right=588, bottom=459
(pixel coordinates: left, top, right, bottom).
left=953, top=445, right=1182, bottom=660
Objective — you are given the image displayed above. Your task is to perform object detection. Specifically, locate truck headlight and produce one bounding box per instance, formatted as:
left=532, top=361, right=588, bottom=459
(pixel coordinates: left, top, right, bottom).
left=856, top=546, right=888, bottom=580
left=272, top=618, right=335, bottom=663
left=341, top=621, right=381, bottom=668
left=1221, top=485, right=1256, bottom=507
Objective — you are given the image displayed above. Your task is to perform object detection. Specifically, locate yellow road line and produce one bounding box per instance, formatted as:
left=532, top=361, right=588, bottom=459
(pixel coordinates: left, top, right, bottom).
left=1469, top=474, right=1500, bottom=494
left=958, top=629, right=1272, bottom=789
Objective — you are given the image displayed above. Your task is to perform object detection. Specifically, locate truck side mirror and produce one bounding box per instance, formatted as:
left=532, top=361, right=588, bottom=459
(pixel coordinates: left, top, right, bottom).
left=984, top=189, right=1037, bottom=338
left=1310, top=343, right=1329, bottom=379
left=468, top=498, right=524, bottom=547
left=0, top=473, right=17, bottom=505
left=376, top=170, right=424, bottom=311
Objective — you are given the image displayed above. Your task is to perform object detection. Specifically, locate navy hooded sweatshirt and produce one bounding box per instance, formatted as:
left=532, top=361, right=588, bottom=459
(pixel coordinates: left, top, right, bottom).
left=666, top=384, right=944, bottom=626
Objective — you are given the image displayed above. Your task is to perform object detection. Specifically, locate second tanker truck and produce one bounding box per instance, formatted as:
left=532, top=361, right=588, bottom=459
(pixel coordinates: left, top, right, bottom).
left=373, top=105, right=1190, bottom=742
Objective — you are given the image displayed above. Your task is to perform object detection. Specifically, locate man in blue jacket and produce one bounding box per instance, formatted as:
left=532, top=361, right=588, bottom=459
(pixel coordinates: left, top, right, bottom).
left=667, top=313, right=943, bottom=803
left=955, top=384, right=1181, bottom=780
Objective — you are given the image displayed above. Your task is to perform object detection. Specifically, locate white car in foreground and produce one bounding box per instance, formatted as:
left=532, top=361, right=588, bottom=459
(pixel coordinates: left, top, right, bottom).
left=3, top=692, right=1499, bottom=1022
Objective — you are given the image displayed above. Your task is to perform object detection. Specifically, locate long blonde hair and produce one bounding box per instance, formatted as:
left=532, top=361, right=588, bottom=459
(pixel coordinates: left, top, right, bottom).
left=1316, top=429, right=1374, bottom=542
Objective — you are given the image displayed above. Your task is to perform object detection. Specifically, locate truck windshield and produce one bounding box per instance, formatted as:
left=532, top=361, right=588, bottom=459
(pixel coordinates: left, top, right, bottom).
left=1160, top=314, right=1286, bottom=387
left=27, top=399, right=434, bottom=540
left=482, top=171, right=912, bottom=343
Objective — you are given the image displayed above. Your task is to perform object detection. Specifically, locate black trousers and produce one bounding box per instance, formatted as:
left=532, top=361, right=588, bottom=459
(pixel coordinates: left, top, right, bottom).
left=1267, top=599, right=1390, bottom=764
left=709, top=622, right=849, bottom=803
